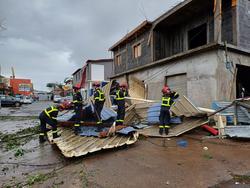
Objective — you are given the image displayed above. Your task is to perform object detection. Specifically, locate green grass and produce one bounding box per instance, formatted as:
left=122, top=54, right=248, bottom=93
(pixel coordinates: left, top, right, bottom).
left=0, top=125, right=40, bottom=151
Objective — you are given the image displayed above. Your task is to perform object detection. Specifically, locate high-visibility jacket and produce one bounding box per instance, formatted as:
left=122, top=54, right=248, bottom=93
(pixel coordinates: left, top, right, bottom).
left=115, top=89, right=128, bottom=101
left=94, top=89, right=105, bottom=102
left=44, top=106, right=59, bottom=120
left=73, top=91, right=83, bottom=106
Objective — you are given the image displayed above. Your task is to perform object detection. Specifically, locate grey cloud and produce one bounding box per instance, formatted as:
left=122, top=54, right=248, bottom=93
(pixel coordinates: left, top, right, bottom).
left=0, top=0, right=181, bottom=90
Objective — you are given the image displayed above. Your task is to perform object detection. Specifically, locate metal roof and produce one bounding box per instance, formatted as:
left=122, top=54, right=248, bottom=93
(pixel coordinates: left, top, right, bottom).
left=138, top=117, right=209, bottom=138
left=47, top=127, right=139, bottom=158
left=171, top=95, right=206, bottom=117
left=225, top=126, right=250, bottom=138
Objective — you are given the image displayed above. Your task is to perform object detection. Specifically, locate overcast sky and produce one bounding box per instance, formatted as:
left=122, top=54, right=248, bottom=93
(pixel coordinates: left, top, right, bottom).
left=0, top=0, right=181, bottom=91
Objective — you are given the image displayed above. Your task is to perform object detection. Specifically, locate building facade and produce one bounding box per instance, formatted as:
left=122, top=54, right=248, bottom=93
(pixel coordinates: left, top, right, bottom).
left=109, top=0, right=250, bottom=107
left=10, top=78, right=33, bottom=96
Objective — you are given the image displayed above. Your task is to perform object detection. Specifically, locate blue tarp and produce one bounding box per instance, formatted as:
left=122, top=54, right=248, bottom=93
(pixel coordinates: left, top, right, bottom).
left=78, top=126, right=109, bottom=137
left=147, top=103, right=182, bottom=124
left=117, top=126, right=136, bottom=135
left=78, top=126, right=136, bottom=137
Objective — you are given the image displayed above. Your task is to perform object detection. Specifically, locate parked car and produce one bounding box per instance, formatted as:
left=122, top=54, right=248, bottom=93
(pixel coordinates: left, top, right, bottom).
left=23, top=96, right=33, bottom=104
left=53, top=95, right=62, bottom=103
left=15, top=95, right=24, bottom=103
left=0, top=95, right=22, bottom=107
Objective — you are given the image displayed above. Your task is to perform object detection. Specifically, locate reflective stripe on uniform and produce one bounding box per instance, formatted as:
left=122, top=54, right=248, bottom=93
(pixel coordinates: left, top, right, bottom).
left=74, top=124, right=80, bottom=127
left=159, top=125, right=164, bottom=128
left=45, top=106, right=58, bottom=118
left=161, top=97, right=171, bottom=107
left=97, top=121, right=102, bottom=124
left=116, top=119, right=124, bottom=122
left=116, top=90, right=125, bottom=100
left=164, top=125, right=170, bottom=128
left=39, top=133, right=45, bottom=136
left=73, top=100, right=78, bottom=103
left=95, top=90, right=105, bottom=101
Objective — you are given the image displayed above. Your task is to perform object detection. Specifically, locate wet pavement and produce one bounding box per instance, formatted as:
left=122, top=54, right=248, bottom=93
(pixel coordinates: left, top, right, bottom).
left=1, top=102, right=250, bottom=187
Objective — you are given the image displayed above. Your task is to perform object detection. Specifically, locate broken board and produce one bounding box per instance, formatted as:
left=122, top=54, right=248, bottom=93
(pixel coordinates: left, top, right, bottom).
left=47, top=127, right=139, bottom=157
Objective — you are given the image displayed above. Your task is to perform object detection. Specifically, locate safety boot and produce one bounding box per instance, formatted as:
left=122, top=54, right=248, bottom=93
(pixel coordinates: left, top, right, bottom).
left=52, top=132, right=60, bottom=139
left=159, top=128, right=163, bottom=135
left=165, top=128, right=169, bottom=135
left=39, top=134, right=46, bottom=143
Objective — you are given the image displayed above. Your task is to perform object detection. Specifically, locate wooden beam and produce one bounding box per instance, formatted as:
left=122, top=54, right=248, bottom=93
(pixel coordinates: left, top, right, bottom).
left=214, top=0, right=222, bottom=43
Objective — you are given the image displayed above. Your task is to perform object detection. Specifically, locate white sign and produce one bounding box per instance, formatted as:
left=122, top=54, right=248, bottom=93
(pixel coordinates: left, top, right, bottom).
left=91, top=64, right=104, bottom=81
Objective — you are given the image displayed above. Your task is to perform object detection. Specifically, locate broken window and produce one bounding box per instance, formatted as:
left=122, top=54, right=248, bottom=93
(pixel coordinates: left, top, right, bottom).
left=133, top=43, right=142, bottom=59
left=188, top=23, right=207, bottom=50
left=115, top=54, right=122, bottom=66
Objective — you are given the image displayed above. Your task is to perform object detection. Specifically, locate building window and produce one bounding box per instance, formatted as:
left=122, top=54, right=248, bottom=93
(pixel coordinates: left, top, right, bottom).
left=115, top=54, right=122, bottom=66
left=188, top=23, right=207, bottom=50
left=133, top=43, right=142, bottom=58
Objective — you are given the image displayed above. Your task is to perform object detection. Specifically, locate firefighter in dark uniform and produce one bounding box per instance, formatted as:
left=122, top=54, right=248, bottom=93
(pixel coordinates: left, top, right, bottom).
left=73, top=85, right=83, bottom=134
left=93, top=82, right=105, bottom=126
left=39, top=104, right=65, bottom=143
left=159, top=86, right=179, bottom=135
left=115, top=82, right=128, bottom=126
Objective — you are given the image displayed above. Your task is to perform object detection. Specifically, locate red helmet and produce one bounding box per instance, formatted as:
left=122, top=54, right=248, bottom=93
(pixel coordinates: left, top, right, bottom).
left=120, top=82, right=128, bottom=89
left=162, top=86, right=170, bottom=94
left=93, top=81, right=100, bottom=87
left=73, top=84, right=81, bottom=90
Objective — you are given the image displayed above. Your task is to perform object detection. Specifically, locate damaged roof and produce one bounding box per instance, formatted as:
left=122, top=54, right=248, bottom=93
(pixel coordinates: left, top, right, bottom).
left=47, top=127, right=139, bottom=158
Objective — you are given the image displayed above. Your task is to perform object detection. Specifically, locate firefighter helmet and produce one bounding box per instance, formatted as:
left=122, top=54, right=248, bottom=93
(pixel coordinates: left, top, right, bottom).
left=162, top=86, right=170, bottom=94
left=93, top=81, right=100, bottom=87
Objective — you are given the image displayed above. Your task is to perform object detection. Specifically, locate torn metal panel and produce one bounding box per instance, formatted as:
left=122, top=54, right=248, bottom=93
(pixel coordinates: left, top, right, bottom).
left=171, top=95, right=205, bottom=117
left=138, top=118, right=208, bottom=138
left=47, top=127, right=139, bottom=158
left=212, top=101, right=250, bottom=124
left=225, top=126, right=250, bottom=138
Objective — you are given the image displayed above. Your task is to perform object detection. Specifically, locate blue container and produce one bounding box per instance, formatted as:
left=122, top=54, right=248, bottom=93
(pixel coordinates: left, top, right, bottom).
left=177, top=139, right=188, bottom=148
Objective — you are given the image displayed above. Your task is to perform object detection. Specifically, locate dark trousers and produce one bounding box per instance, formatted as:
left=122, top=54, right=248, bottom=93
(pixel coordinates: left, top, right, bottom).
left=74, top=105, right=82, bottom=125
left=116, top=101, right=125, bottom=126
left=94, top=102, right=104, bottom=123
left=159, top=108, right=170, bottom=127
left=39, top=112, right=57, bottom=134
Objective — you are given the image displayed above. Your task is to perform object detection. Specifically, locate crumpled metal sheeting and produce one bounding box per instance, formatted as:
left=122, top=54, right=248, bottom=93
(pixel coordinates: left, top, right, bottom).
left=171, top=95, right=205, bottom=117
left=138, top=118, right=209, bottom=138
left=47, top=127, right=139, bottom=157
left=225, top=126, right=250, bottom=138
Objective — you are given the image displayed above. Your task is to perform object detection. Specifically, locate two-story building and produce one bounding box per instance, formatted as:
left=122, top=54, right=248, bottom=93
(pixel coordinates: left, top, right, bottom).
left=72, top=59, right=113, bottom=99
left=109, top=0, right=250, bottom=107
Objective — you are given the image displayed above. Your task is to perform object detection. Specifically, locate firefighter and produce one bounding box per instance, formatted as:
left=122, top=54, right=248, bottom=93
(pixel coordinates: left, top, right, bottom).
left=39, top=104, right=65, bottom=143
left=159, top=85, right=179, bottom=135
left=115, top=82, right=128, bottom=126
left=93, top=82, right=105, bottom=126
left=73, top=85, right=83, bottom=134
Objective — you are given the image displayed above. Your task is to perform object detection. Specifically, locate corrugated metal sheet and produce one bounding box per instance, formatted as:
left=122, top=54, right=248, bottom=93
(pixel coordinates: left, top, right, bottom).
left=225, top=126, right=250, bottom=138
left=171, top=95, right=205, bottom=117
left=212, top=101, right=250, bottom=124
left=47, top=127, right=139, bottom=158
left=138, top=118, right=209, bottom=138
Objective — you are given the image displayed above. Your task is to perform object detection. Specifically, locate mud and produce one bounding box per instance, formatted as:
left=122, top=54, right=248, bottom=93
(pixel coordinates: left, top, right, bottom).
left=1, top=102, right=250, bottom=187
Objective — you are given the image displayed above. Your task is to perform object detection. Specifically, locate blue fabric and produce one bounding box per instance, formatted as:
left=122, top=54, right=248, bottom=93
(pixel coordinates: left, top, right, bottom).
left=147, top=103, right=182, bottom=124
left=78, top=126, right=109, bottom=137
left=117, top=127, right=136, bottom=135
left=132, top=124, right=149, bottom=129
